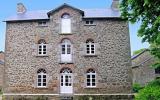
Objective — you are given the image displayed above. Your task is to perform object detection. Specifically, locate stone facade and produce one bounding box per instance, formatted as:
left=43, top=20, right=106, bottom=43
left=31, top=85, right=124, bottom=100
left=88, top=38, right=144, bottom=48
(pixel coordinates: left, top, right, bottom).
left=132, top=49, right=160, bottom=86
left=4, top=3, right=132, bottom=100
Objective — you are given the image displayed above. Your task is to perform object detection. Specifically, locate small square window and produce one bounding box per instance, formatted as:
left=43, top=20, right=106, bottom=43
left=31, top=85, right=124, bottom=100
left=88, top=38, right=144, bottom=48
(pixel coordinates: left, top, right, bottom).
left=38, top=21, right=47, bottom=26
left=85, top=20, right=95, bottom=25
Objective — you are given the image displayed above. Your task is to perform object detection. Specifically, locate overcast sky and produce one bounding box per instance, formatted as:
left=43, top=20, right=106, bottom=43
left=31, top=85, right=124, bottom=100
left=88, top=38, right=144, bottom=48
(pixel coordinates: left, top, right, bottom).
left=0, top=0, right=149, bottom=54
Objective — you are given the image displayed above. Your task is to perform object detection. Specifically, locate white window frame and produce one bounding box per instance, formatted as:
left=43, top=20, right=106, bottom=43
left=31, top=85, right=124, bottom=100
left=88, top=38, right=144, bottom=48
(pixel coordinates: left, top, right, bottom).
left=60, top=39, right=72, bottom=63
left=86, top=42, right=95, bottom=55
left=86, top=70, right=96, bottom=87
left=61, top=14, right=71, bottom=33
left=37, top=72, right=47, bottom=88
left=38, top=43, right=47, bottom=56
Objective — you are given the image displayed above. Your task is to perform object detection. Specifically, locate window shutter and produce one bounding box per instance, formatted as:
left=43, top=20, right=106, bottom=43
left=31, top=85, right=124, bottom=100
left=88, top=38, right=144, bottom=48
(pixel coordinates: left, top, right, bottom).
left=58, top=44, right=62, bottom=63
left=31, top=44, right=38, bottom=56
left=95, top=43, right=101, bottom=55
left=79, top=43, right=86, bottom=56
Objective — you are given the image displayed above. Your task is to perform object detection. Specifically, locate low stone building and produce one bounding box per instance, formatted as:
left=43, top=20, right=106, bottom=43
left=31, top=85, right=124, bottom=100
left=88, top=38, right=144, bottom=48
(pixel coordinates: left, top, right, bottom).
left=132, top=49, right=160, bottom=86
left=4, top=1, right=133, bottom=100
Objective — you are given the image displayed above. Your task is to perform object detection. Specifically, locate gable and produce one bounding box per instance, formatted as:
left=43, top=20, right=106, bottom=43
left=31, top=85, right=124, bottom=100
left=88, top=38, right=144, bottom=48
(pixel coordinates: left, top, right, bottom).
left=47, top=3, right=84, bottom=16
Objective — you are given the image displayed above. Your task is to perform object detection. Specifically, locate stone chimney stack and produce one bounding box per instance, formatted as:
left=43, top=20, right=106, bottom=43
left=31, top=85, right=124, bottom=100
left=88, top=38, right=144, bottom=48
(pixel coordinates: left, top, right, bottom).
left=111, top=0, right=119, bottom=10
left=17, top=3, right=27, bottom=14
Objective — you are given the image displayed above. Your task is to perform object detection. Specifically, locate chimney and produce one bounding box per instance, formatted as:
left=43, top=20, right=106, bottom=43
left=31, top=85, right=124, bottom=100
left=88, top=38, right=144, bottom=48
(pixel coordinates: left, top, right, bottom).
left=111, top=0, right=119, bottom=10
left=17, top=3, right=27, bottom=14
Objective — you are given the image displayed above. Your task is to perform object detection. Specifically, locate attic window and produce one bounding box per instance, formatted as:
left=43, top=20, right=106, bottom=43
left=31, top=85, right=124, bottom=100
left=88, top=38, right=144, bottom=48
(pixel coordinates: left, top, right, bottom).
left=38, top=21, right=47, bottom=26
left=85, top=20, right=95, bottom=25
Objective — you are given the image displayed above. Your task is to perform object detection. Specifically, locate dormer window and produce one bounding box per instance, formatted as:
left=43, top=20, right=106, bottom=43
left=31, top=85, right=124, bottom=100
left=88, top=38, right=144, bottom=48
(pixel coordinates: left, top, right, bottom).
left=38, top=21, right=47, bottom=26
left=85, top=20, right=95, bottom=25
left=61, top=13, right=71, bottom=33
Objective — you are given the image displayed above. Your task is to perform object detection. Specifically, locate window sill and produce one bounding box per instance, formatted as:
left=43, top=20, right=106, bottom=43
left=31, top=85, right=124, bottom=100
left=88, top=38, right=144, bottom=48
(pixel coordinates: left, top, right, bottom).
left=84, top=54, right=97, bottom=57
left=84, top=86, right=97, bottom=88
left=59, top=62, right=74, bottom=64
left=35, top=86, right=48, bottom=89
left=59, top=33, right=73, bottom=35
left=84, top=24, right=96, bottom=26
left=36, top=55, right=49, bottom=57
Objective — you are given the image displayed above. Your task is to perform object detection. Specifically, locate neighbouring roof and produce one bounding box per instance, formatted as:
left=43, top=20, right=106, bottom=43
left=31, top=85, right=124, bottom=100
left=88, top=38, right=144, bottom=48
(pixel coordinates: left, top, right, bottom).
left=131, top=49, right=149, bottom=60
left=5, top=3, right=121, bottom=22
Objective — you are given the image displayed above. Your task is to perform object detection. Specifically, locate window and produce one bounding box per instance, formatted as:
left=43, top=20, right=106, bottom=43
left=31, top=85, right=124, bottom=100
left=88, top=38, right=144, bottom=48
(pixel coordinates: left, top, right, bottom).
left=37, top=69, right=47, bottom=87
left=38, top=21, right=47, bottom=26
left=38, top=39, right=47, bottom=55
left=86, top=69, right=96, bottom=87
left=85, top=20, right=94, bottom=25
left=86, top=39, right=95, bottom=55
left=61, top=39, right=72, bottom=63
left=61, top=13, right=71, bottom=33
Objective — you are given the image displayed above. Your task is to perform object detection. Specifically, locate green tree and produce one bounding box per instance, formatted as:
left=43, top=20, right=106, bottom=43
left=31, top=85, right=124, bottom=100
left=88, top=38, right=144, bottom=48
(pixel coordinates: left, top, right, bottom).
left=120, top=0, right=160, bottom=68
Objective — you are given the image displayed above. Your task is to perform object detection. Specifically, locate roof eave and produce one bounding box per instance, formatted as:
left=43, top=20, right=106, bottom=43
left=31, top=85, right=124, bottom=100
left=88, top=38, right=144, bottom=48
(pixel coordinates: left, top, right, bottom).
left=83, top=17, right=122, bottom=19
left=4, top=18, right=50, bottom=22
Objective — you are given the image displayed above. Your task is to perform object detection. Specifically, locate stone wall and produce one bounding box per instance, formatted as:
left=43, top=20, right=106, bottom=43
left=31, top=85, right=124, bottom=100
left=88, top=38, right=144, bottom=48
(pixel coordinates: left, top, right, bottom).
left=4, top=6, right=132, bottom=96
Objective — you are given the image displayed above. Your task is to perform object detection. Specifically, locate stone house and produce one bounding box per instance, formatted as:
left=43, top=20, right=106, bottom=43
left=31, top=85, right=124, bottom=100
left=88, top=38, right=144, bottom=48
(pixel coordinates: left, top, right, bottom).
left=132, top=49, right=160, bottom=86
left=4, top=1, right=133, bottom=99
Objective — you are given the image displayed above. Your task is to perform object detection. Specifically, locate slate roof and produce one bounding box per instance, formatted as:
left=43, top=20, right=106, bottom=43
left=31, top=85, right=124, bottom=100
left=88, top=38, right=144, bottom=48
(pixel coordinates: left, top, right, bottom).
left=5, top=4, right=121, bottom=22
left=6, top=10, right=49, bottom=22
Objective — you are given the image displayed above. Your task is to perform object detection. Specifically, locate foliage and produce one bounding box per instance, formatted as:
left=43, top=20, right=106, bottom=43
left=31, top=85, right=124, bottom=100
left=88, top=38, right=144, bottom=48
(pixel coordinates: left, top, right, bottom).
left=132, top=83, right=143, bottom=93
left=135, top=79, right=160, bottom=100
left=133, top=48, right=146, bottom=55
left=120, top=0, right=160, bottom=68
left=150, top=44, right=160, bottom=68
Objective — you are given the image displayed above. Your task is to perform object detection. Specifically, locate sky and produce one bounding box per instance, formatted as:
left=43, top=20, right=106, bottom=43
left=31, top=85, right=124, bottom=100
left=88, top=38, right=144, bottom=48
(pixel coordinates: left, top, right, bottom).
left=0, top=0, right=149, bottom=54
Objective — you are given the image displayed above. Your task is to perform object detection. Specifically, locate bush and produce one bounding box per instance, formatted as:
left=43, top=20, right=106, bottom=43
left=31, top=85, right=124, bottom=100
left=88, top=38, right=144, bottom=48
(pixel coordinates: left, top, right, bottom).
left=135, top=79, right=160, bottom=100
left=132, top=83, right=143, bottom=93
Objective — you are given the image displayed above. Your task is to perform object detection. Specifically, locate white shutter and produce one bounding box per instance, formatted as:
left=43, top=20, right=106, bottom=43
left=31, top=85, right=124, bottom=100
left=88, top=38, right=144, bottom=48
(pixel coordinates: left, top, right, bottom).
left=61, top=19, right=71, bottom=33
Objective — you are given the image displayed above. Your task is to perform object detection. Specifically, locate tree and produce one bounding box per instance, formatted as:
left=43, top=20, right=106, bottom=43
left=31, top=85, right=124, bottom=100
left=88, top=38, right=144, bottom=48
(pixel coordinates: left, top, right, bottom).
left=120, top=0, right=160, bottom=68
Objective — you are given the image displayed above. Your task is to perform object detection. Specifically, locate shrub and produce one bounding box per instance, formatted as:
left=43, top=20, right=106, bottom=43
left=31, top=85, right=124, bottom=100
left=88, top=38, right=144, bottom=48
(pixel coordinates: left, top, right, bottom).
left=132, top=83, right=143, bottom=93
left=135, top=79, right=160, bottom=100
